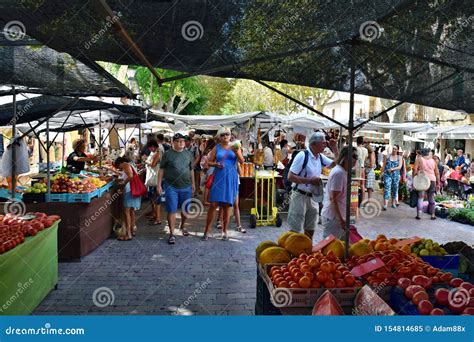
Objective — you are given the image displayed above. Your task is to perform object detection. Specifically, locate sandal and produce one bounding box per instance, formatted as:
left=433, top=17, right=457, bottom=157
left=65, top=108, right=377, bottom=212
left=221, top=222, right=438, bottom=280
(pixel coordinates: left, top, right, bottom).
left=117, top=236, right=131, bottom=241
left=168, top=235, right=176, bottom=244
left=222, top=234, right=229, bottom=241
left=132, top=225, right=137, bottom=236
left=216, top=221, right=222, bottom=229
left=150, top=220, right=162, bottom=225
left=201, top=234, right=208, bottom=241
left=236, top=226, right=246, bottom=233
left=382, top=206, right=387, bottom=211
left=181, top=227, right=190, bottom=236
left=431, top=216, right=437, bottom=220
left=416, top=216, right=421, bottom=220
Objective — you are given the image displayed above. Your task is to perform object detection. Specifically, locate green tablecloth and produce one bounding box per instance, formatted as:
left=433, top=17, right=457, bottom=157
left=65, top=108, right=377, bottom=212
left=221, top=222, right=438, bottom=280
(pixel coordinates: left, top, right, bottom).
left=0, top=222, right=58, bottom=315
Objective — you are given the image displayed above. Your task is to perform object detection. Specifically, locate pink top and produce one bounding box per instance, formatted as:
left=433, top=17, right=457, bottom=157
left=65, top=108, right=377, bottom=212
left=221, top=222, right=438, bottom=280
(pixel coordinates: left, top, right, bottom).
left=419, top=157, right=436, bottom=182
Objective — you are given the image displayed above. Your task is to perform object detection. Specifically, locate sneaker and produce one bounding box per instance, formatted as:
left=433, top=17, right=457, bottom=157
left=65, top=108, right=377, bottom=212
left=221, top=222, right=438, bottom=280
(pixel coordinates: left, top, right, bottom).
left=168, top=236, right=176, bottom=244
left=382, top=205, right=387, bottom=211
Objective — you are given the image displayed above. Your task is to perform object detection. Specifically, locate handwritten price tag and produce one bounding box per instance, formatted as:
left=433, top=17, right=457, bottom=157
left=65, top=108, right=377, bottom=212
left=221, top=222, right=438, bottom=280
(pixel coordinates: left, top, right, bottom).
left=394, top=236, right=422, bottom=248
left=351, top=258, right=385, bottom=277
left=312, top=235, right=335, bottom=252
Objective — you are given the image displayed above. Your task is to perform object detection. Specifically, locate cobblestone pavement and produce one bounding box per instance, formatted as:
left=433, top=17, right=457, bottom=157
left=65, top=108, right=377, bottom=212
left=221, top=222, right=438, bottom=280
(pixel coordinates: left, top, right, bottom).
left=34, top=194, right=473, bottom=315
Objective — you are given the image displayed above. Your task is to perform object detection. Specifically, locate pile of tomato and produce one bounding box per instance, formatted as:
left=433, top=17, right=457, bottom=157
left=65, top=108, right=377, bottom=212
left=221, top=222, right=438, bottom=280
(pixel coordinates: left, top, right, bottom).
left=269, top=250, right=363, bottom=289
left=0, top=212, right=60, bottom=254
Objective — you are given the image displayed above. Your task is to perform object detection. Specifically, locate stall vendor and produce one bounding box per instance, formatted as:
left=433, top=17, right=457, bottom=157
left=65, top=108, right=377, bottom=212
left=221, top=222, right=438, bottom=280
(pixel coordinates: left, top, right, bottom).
left=66, top=139, right=97, bottom=173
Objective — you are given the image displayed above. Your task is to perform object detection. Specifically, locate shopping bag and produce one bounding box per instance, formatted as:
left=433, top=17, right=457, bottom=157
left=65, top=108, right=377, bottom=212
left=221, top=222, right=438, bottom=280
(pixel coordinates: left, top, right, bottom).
left=130, top=169, right=147, bottom=197
left=349, top=224, right=363, bottom=244
left=205, top=173, right=215, bottom=190
left=409, top=190, right=418, bottom=208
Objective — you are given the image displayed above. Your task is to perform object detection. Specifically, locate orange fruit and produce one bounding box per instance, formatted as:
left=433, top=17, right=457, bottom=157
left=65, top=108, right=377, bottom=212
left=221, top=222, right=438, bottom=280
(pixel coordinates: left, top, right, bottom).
left=316, top=271, right=328, bottom=283
left=328, top=261, right=336, bottom=273
left=299, top=276, right=311, bottom=288
left=377, top=234, right=387, bottom=240
left=324, top=279, right=336, bottom=288
left=285, top=276, right=293, bottom=283
left=278, top=281, right=289, bottom=288
left=336, top=279, right=346, bottom=288
left=310, top=279, right=321, bottom=288
left=344, top=275, right=356, bottom=286
left=333, top=270, right=342, bottom=279
left=326, top=250, right=337, bottom=262
left=296, top=259, right=305, bottom=266
left=320, top=262, right=331, bottom=273
left=300, top=264, right=311, bottom=273
left=389, top=238, right=398, bottom=244
left=290, top=282, right=299, bottom=288
left=270, top=266, right=280, bottom=273
left=304, top=272, right=314, bottom=281
left=374, top=242, right=387, bottom=251
left=299, top=253, right=308, bottom=260
left=308, top=258, right=320, bottom=269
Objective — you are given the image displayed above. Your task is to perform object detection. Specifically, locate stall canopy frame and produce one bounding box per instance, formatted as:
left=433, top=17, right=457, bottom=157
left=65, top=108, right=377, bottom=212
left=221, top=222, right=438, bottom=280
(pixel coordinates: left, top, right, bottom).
left=3, top=0, right=473, bottom=253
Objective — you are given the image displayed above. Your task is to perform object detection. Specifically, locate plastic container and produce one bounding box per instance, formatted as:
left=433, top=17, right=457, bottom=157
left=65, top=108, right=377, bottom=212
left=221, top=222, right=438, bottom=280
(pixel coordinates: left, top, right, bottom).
left=421, top=254, right=459, bottom=277
left=260, top=263, right=360, bottom=308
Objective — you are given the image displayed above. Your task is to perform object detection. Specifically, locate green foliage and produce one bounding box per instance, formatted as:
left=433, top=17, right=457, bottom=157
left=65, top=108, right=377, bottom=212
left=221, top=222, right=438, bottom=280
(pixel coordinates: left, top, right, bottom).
left=448, top=208, right=474, bottom=225
left=133, top=67, right=210, bottom=114
left=434, top=194, right=450, bottom=203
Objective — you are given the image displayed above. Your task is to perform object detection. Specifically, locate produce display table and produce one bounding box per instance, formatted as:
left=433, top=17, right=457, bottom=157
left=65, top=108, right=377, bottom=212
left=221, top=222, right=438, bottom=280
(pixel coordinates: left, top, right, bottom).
left=26, top=194, right=114, bottom=260
left=0, top=223, right=58, bottom=315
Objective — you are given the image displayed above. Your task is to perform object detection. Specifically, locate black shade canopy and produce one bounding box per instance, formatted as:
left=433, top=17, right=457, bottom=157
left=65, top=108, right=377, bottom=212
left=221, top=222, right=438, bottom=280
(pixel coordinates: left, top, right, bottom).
left=0, top=95, right=144, bottom=127
left=0, top=0, right=472, bottom=112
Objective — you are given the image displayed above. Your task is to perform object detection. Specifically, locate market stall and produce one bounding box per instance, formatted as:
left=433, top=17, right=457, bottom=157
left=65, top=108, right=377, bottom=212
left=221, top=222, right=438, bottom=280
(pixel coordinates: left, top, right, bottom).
left=0, top=216, right=60, bottom=315
left=0, top=95, right=146, bottom=260
left=255, top=232, right=473, bottom=315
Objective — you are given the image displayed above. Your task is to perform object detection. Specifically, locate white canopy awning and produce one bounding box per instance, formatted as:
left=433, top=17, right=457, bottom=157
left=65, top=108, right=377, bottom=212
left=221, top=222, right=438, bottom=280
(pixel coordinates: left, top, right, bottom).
left=415, top=125, right=474, bottom=140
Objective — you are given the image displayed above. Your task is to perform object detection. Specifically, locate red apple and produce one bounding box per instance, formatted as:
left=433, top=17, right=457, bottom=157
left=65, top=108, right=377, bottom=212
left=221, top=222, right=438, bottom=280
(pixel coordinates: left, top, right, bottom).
left=434, top=288, right=450, bottom=306
left=417, top=300, right=433, bottom=315
left=405, top=285, right=425, bottom=299
left=412, top=291, right=429, bottom=305
left=430, top=308, right=444, bottom=315
left=462, top=307, right=474, bottom=315
left=450, top=278, right=464, bottom=288
left=397, top=277, right=412, bottom=289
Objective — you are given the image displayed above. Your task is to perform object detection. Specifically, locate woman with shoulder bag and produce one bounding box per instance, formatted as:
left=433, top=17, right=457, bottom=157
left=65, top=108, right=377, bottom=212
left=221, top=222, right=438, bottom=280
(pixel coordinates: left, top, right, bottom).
left=113, top=157, right=142, bottom=240
left=144, top=140, right=162, bottom=225
left=413, top=148, right=439, bottom=220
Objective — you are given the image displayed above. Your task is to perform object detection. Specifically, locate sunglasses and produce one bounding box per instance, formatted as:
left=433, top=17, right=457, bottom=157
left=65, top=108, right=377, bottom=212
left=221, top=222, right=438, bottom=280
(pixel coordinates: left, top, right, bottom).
left=220, top=132, right=230, bottom=137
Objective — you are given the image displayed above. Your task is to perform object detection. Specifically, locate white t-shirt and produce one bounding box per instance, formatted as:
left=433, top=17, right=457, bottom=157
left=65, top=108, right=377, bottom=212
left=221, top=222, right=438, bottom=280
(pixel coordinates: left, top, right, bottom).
left=289, top=149, right=332, bottom=193
left=321, top=165, right=347, bottom=220
left=357, top=146, right=368, bottom=168
left=263, top=147, right=274, bottom=167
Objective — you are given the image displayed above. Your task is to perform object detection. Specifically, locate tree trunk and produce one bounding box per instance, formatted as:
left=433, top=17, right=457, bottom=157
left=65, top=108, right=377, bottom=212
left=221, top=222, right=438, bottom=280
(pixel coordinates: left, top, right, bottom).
left=381, top=99, right=408, bottom=147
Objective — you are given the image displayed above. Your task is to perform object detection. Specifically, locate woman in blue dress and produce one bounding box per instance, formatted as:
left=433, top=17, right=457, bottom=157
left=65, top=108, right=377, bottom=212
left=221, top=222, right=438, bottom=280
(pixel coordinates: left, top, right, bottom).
left=381, top=145, right=403, bottom=210
left=202, top=128, right=244, bottom=241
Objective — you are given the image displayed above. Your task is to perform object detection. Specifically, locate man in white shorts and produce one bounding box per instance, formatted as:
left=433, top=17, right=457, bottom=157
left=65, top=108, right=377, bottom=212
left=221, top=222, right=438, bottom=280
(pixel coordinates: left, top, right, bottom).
left=287, top=132, right=338, bottom=240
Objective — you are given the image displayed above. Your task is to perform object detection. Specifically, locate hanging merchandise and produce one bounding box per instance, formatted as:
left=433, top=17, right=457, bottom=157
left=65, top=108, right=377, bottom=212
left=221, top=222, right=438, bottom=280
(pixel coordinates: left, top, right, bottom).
left=0, top=136, right=30, bottom=177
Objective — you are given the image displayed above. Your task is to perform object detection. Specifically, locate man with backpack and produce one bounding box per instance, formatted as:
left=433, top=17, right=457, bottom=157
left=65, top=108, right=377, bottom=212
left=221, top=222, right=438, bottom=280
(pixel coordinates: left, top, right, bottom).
left=286, top=132, right=338, bottom=240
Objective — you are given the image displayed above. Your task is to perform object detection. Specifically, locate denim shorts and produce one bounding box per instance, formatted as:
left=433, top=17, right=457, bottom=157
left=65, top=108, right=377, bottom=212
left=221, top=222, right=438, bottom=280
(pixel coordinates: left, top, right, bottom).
left=164, top=183, right=192, bottom=213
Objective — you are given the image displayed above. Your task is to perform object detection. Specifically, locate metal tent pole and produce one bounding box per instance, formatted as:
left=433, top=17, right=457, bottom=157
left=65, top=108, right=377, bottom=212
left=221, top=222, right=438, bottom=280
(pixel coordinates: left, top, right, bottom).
left=345, top=47, right=356, bottom=259
left=62, top=131, right=65, bottom=169
left=99, top=110, right=102, bottom=167
left=46, top=119, right=51, bottom=202
left=10, top=86, right=16, bottom=199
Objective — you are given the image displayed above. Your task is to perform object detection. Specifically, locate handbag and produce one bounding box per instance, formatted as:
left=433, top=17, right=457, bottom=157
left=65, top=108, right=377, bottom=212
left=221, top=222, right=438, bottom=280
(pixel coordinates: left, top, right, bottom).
left=130, top=167, right=147, bottom=197
left=413, top=158, right=430, bottom=191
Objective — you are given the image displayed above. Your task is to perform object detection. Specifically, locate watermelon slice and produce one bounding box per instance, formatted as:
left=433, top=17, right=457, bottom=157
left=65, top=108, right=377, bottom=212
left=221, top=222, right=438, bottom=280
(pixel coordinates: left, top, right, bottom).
left=311, top=290, right=344, bottom=315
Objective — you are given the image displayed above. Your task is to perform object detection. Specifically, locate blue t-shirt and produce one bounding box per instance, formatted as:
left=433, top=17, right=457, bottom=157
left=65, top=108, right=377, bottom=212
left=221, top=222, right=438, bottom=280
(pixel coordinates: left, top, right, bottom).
left=455, top=155, right=466, bottom=167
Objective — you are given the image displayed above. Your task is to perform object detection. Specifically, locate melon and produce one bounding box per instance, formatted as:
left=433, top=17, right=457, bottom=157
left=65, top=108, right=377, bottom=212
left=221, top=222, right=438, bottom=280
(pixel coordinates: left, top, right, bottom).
left=259, top=247, right=291, bottom=265
left=277, top=231, right=296, bottom=248
left=348, top=241, right=373, bottom=258
left=256, top=240, right=278, bottom=259
left=284, top=233, right=312, bottom=257
left=322, top=239, right=345, bottom=260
